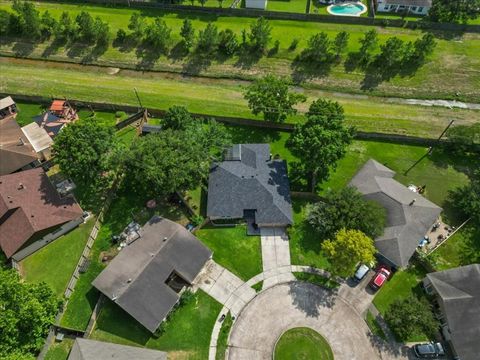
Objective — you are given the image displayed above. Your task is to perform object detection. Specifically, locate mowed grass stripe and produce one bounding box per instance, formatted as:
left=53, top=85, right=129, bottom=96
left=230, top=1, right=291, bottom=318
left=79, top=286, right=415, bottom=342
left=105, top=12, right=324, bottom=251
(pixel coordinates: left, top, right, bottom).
left=1, top=58, right=478, bottom=138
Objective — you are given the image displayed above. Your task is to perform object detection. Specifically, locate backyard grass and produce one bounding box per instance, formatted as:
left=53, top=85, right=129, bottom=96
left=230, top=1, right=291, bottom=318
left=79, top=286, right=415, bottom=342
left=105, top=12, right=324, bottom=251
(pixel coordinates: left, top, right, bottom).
left=20, top=219, right=95, bottom=297
left=15, top=101, right=45, bottom=126
left=267, top=0, right=308, bottom=13
left=366, top=311, right=387, bottom=340
left=293, top=272, right=339, bottom=289
left=427, top=224, right=480, bottom=271
left=90, top=290, right=222, bottom=359
left=60, top=190, right=189, bottom=330
left=44, top=338, right=75, bottom=360
left=1, top=1, right=479, bottom=102
left=195, top=225, right=262, bottom=281
left=216, top=313, right=233, bottom=360
left=274, top=327, right=334, bottom=360
left=373, top=263, right=430, bottom=342
left=1, top=59, right=479, bottom=139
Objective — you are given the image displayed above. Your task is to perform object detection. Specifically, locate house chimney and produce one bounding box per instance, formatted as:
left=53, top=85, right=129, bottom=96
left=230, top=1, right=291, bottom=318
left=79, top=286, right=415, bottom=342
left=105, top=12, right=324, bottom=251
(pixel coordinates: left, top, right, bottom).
left=409, top=199, right=416, bottom=206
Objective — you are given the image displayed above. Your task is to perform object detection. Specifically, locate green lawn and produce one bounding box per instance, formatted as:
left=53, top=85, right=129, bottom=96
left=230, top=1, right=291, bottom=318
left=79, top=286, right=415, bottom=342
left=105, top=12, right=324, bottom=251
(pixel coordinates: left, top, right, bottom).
left=274, top=327, right=334, bottom=360
left=90, top=290, right=222, bottom=360
left=44, top=338, right=74, bottom=360
left=366, top=311, right=387, bottom=340
left=15, top=102, right=45, bottom=126
left=184, top=185, right=205, bottom=216
left=20, top=219, right=95, bottom=297
left=195, top=225, right=262, bottom=281
left=61, top=190, right=189, bottom=330
left=1, top=59, right=478, bottom=139
left=427, top=224, right=480, bottom=271
left=289, top=197, right=331, bottom=269
left=267, top=0, right=308, bottom=13
left=373, top=264, right=430, bottom=342
left=216, top=312, right=233, bottom=360
left=1, top=1, right=480, bottom=103
left=293, top=272, right=339, bottom=289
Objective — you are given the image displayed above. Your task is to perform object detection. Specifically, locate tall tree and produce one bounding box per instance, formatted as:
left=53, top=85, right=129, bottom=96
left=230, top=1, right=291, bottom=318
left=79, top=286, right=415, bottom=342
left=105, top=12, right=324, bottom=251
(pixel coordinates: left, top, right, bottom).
left=358, top=29, right=378, bottom=66
left=12, top=0, right=41, bottom=38
left=243, top=75, right=306, bottom=123
left=429, top=0, right=480, bottom=23
left=52, top=119, right=116, bottom=185
left=180, top=18, right=195, bottom=50
left=307, top=98, right=344, bottom=118
left=55, top=11, right=75, bottom=41
left=306, top=186, right=386, bottom=240
left=299, top=32, right=333, bottom=64
left=377, top=37, right=405, bottom=69
left=196, top=23, right=219, bottom=54
left=248, top=17, right=271, bottom=53
left=40, top=10, right=57, bottom=39
left=144, top=18, right=171, bottom=52
left=75, top=11, right=96, bottom=43
left=128, top=12, right=145, bottom=39
left=445, top=123, right=480, bottom=155
left=333, top=31, right=349, bottom=59
left=0, top=268, right=61, bottom=359
left=94, top=17, right=110, bottom=47
left=218, top=29, right=238, bottom=56
left=287, top=100, right=354, bottom=191
left=162, top=105, right=195, bottom=130
left=385, top=295, right=439, bottom=341
left=322, top=229, right=377, bottom=277
left=449, top=172, right=480, bottom=225
left=409, top=33, right=437, bottom=66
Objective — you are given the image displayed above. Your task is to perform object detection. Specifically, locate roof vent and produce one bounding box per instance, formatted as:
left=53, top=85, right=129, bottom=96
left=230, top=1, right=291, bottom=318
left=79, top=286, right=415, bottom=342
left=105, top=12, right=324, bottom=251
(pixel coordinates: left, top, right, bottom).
left=409, top=199, right=416, bottom=206
left=127, top=278, right=132, bottom=283
left=18, top=183, right=24, bottom=190
left=163, top=237, right=168, bottom=242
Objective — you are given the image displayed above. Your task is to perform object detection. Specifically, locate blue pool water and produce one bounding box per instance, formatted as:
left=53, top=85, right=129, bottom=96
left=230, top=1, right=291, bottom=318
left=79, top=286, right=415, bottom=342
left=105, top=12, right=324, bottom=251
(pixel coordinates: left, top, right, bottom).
left=329, top=3, right=365, bottom=15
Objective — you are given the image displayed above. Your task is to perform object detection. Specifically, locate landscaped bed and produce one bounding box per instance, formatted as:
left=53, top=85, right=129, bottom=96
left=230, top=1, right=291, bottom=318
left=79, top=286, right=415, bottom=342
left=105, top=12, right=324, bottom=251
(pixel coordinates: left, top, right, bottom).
left=90, top=290, right=221, bottom=359
left=274, top=327, right=334, bottom=360
left=195, top=225, right=262, bottom=281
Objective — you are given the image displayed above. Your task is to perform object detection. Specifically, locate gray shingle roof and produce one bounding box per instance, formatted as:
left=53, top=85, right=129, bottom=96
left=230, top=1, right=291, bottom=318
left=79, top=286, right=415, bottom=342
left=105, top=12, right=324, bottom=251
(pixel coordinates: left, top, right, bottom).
left=92, top=216, right=212, bottom=333
left=426, top=264, right=480, bottom=360
left=349, top=159, right=441, bottom=267
left=68, top=338, right=167, bottom=360
left=207, top=144, right=293, bottom=226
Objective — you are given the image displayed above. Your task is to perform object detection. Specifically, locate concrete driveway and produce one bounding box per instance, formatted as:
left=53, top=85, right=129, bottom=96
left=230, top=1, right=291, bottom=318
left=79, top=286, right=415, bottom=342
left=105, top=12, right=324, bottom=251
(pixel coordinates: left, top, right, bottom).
left=228, top=282, right=412, bottom=360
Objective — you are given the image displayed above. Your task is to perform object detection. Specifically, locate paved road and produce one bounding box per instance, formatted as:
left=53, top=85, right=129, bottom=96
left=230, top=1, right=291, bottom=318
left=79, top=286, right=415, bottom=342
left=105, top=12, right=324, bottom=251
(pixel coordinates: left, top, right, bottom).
left=228, top=282, right=412, bottom=360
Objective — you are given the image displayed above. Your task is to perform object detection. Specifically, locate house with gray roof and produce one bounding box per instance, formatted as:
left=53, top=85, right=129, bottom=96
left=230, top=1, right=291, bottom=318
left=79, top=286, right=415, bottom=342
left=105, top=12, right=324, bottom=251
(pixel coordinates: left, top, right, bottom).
left=207, top=144, right=293, bottom=231
left=423, top=264, right=480, bottom=360
left=68, top=338, right=167, bottom=360
left=349, top=159, right=441, bottom=268
left=376, top=0, right=432, bottom=15
left=92, top=216, right=212, bottom=333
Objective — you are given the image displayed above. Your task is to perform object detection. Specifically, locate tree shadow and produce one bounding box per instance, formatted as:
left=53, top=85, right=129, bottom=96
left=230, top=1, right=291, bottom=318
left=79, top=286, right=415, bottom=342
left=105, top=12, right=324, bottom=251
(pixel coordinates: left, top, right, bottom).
left=112, top=34, right=138, bottom=53
left=135, top=45, right=162, bottom=70
left=288, top=161, right=309, bottom=192
left=42, top=38, right=67, bottom=58
left=82, top=42, right=109, bottom=63
left=66, top=42, right=91, bottom=59
left=288, top=281, right=337, bottom=318
left=12, top=40, right=37, bottom=57
left=366, top=331, right=412, bottom=358
left=182, top=51, right=212, bottom=75
left=168, top=41, right=190, bottom=61
left=291, top=57, right=334, bottom=84
left=234, top=47, right=262, bottom=70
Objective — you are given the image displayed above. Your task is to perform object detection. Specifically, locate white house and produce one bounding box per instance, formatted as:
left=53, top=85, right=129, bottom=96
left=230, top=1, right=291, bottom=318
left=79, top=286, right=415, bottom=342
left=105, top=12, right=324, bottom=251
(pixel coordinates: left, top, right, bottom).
left=376, top=0, right=432, bottom=15
left=245, top=0, right=267, bottom=10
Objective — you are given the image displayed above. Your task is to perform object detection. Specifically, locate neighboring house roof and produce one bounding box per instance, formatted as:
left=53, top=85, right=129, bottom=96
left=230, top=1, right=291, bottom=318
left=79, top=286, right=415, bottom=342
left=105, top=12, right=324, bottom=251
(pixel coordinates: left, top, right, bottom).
left=381, top=0, right=431, bottom=6
left=92, top=216, right=212, bottom=333
left=207, top=144, right=293, bottom=226
left=0, top=117, right=38, bottom=175
left=34, top=112, right=66, bottom=138
left=349, top=159, right=441, bottom=267
left=0, top=168, right=83, bottom=258
left=0, top=96, right=15, bottom=110
left=68, top=338, right=167, bottom=360
left=426, top=264, right=480, bottom=360
left=21, top=122, right=53, bottom=153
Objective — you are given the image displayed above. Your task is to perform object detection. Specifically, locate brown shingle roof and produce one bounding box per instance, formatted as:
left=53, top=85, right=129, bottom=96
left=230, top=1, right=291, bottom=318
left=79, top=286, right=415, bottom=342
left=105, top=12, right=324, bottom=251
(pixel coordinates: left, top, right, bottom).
left=0, top=117, right=38, bottom=175
left=0, top=168, right=83, bottom=258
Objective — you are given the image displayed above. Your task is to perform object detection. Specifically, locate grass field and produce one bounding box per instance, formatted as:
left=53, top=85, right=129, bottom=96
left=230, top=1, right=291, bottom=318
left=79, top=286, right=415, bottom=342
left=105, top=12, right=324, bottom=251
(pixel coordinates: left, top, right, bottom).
left=1, top=59, right=478, bottom=139
left=274, top=327, right=334, bottom=360
left=0, top=1, right=479, bottom=102
left=90, top=291, right=221, bottom=359
left=216, top=313, right=233, bottom=360
left=267, top=0, right=308, bottom=13
left=195, top=225, right=262, bottom=281
left=20, top=219, right=95, bottom=297
left=44, top=338, right=74, bottom=360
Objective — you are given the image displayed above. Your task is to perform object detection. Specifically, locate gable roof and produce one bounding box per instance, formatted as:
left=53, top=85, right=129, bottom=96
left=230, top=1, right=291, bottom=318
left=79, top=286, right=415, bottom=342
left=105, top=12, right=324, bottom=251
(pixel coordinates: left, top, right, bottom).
left=92, top=216, right=212, bottom=333
left=207, top=144, right=293, bottom=226
left=0, top=117, right=38, bottom=175
left=426, top=264, right=480, bottom=360
left=0, top=168, right=83, bottom=258
left=68, top=338, right=167, bottom=360
left=349, top=159, right=441, bottom=267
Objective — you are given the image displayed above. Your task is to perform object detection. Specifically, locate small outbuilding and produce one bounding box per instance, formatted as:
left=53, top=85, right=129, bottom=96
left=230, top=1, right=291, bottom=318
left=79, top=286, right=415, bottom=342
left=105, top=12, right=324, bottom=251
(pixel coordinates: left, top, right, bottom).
left=0, top=96, right=17, bottom=120
left=21, top=122, right=54, bottom=161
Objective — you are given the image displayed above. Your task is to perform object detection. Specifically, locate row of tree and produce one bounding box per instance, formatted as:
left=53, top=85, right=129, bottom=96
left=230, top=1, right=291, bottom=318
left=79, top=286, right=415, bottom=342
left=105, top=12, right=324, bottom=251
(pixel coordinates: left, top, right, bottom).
left=0, top=1, right=109, bottom=47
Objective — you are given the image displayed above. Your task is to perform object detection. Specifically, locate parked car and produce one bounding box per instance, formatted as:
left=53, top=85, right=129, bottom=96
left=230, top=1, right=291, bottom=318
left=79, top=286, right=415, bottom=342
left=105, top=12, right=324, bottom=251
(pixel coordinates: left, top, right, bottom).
left=413, top=342, right=445, bottom=358
left=369, top=266, right=391, bottom=291
left=353, top=264, right=370, bottom=282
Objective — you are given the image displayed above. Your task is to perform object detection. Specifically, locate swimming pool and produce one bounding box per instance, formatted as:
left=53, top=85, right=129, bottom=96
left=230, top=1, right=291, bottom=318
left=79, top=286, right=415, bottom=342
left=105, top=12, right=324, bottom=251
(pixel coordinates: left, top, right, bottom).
left=327, top=2, right=368, bottom=16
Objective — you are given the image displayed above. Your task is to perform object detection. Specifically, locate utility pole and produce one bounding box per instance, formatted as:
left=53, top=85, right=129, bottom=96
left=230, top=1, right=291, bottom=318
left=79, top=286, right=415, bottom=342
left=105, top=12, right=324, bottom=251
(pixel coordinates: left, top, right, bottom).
left=134, top=88, right=143, bottom=110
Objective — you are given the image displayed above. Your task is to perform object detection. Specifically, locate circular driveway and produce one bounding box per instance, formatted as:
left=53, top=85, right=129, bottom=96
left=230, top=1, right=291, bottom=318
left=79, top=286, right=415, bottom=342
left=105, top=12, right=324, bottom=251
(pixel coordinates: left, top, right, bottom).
left=228, top=282, right=383, bottom=360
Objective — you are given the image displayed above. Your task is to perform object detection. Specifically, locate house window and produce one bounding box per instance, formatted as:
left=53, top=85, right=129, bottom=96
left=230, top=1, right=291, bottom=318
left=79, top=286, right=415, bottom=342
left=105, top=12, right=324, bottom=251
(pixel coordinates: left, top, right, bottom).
left=399, top=5, right=405, bottom=9
left=411, top=6, right=417, bottom=10
left=418, top=7, right=423, bottom=12
left=384, top=5, right=389, bottom=10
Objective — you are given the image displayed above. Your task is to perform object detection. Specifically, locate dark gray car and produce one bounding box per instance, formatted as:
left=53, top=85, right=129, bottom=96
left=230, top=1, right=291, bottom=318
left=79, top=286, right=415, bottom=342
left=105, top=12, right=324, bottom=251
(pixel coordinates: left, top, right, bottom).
left=413, top=342, right=445, bottom=358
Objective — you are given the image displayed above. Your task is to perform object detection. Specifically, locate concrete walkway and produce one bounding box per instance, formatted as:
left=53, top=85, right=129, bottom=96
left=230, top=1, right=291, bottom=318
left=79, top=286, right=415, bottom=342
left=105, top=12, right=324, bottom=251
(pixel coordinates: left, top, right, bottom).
left=260, top=227, right=294, bottom=288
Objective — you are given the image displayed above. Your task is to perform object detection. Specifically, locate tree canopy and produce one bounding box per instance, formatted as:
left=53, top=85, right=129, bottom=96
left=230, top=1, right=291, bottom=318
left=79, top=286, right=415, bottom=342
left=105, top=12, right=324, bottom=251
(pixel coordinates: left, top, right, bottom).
left=52, top=118, right=116, bottom=185
left=248, top=17, right=271, bottom=53
left=162, top=105, right=195, bottom=131
left=321, top=229, right=377, bottom=277
left=287, top=99, right=354, bottom=191
left=429, top=0, right=480, bottom=23
left=449, top=172, right=480, bottom=225
left=384, top=295, right=439, bottom=341
left=306, top=186, right=386, bottom=240
left=243, top=75, right=306, bottom=123
left=0, top=268, right=60, bottom=360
